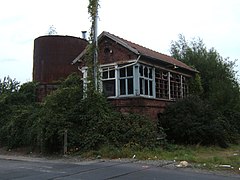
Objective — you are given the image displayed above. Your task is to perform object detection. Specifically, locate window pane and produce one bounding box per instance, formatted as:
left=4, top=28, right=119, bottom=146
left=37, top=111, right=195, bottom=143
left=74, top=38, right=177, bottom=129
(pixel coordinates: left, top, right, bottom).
left=127, top=66, right=133, bottom=76
left=128, top=78, right=133, bottom=94
left=149, top=68, right=152, bottom=79
left=103, top=80, right=115, bottom=96
left=102, top=71, right=108, bottom=79
left=163, top=72, right=168, bottom=80
left=144, top=67, right=148, bottom=78
left=150, top=81, right=153, bottom=96
left=109, top=70, right=115, bottom=78
left=120, top=79, right=126, bottom=95
left=140, top=78, right=143, bottom=94
left=139, top=65, right=143, bottom=76
left=176, top=75, right=181, bottom=82
left=120, top=68, right=126, bottom=77
left=145, top=80, right=148, bottom=95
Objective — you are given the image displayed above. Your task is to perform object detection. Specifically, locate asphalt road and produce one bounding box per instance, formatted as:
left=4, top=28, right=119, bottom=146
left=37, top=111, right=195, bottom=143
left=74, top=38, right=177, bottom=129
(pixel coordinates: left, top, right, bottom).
left=0, top=156, right=239, bottom=180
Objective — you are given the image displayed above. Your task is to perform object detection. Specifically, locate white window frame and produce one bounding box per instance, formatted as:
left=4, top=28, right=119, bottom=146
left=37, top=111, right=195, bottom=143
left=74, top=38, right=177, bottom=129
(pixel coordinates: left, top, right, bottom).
left=81, top=67, right=88, bottom=95
left=118, top=65, right=135, bottom=96
left=82, top=63, right=189, bottom=100
left=138, top=64, right=155, bottom=98
left=101, top=66, right=117, bottom=97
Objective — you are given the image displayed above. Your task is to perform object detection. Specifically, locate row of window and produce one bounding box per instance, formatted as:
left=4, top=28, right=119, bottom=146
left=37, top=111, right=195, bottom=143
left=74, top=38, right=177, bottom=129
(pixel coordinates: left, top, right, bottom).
left=98, top=64, right=189, bottom=100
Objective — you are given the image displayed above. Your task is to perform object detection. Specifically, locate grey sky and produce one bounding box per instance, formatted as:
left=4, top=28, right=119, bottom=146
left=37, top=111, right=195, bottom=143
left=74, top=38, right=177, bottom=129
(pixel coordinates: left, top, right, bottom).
left=0, top=0, right=239, bottom=83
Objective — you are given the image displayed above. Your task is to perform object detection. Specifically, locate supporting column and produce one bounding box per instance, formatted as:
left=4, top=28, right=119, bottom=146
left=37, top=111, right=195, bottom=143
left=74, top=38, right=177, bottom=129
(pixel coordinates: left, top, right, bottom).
left=168, top=72, right=171, bottom=100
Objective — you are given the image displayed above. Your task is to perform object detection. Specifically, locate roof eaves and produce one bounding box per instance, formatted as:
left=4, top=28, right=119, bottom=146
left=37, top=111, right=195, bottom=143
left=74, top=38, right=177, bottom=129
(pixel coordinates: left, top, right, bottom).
left=72, top=48, right=87, bottom=64
left=101, top=31, right=140, bottom=55
left=73, top=31, right=140, bottom=64
left=140, top=54, right=198, bottom=73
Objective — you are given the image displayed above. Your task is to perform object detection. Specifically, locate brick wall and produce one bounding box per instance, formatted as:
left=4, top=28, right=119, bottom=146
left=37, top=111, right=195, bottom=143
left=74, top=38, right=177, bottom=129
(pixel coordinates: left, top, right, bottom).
left=98, top=37, right=137, bottom=65
left=108, top=97, right=172, bottom=121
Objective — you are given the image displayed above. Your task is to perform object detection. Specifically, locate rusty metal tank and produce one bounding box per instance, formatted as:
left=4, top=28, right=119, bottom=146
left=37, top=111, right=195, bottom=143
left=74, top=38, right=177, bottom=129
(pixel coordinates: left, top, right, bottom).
left=33, top=35, right=88, bottom=83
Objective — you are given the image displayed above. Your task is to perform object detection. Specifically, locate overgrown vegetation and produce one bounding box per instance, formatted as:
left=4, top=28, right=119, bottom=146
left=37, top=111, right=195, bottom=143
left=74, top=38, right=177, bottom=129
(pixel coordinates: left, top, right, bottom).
left=0, top=3, right=239, bottom=171
left=159, top=95, right=238, bottom=148
left=170, top=35, right=240, bottom=112
left=0, top=74, right=160, bottom=153
left=157, top=35, right=240, bottom=148
left=1, top=0, right=159, bottom=153
left=1, top=36, right=240, bottom=153
left=40, top=73, right=160, bottom=153
left=0, top=77, right=40, bottom=149
left=86, top=0, right=100, bottom=93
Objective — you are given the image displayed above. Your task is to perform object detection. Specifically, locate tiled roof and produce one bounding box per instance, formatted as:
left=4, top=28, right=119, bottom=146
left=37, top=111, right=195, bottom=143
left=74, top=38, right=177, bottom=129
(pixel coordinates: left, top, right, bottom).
left=99, top=31, right=197, bottom=72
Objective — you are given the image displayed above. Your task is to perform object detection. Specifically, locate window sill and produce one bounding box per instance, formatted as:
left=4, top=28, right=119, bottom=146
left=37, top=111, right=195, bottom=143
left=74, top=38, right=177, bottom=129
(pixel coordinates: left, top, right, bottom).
left=107, top=95, right=176, bottom=102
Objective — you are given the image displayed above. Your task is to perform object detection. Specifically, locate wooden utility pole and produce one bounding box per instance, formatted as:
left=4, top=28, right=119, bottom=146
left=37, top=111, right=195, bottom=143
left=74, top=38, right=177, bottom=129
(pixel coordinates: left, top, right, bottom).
left=63, top=129, right=67, bottom=154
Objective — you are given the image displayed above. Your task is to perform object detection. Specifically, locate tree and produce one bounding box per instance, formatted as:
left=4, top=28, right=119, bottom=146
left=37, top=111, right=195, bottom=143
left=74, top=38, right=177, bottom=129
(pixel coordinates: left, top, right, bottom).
left=159, top=95, right=236, bottom=147
left=159, top=35, right=240, bottom=147
left=47, top=25, right=57, bottom=35
left=19, top=81, right=38, bottom=103
left=0, top=76, right=20, bottom=94
left=170, top=35, right=240, bottom=112
left=0, top=79, right=40, bottom=148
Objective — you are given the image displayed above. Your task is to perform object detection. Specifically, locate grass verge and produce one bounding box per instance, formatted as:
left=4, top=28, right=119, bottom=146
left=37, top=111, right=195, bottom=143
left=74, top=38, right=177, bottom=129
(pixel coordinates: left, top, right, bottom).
left=75, top=144, right=240, bottom=174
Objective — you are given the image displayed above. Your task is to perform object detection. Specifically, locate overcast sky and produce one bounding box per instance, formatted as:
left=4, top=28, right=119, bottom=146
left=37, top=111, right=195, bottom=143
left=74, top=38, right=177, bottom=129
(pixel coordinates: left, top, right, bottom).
left=1, top=0, right=240, bottom=83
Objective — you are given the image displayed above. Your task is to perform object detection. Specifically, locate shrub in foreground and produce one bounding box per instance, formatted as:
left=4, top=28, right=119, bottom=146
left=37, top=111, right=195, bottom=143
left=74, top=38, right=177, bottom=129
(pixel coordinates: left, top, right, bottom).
left=158, top=95, right=238, bottom=148
left=40, top=74, right=161, bottom=153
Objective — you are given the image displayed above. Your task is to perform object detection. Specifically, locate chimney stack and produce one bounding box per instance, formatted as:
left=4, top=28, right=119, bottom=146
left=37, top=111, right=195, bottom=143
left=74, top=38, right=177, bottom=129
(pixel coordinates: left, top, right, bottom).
left=81, top=31, right=87, bottom=40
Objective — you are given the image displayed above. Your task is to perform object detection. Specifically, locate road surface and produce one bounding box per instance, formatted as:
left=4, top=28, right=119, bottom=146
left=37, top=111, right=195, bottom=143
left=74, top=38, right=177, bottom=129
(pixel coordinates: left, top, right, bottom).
left=0, top=155, right=239, bottom=180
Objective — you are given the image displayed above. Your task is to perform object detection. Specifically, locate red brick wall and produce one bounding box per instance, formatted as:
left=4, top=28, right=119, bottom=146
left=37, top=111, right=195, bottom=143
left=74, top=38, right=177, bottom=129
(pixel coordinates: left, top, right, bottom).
left=98, top=37, right=137, bottom=65
left=108, top=97, right=172, bottom=121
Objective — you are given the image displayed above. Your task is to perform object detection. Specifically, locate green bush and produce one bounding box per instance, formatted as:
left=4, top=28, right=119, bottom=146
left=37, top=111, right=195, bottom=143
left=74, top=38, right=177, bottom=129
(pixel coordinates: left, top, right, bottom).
left=158, top=95, right=238, bottom=148
left=0, top=74, right=162, bottom=153
left=0, top=80, right=40, bottom=149
left=41, top=89, right=160, bottom=153
left=19, top=81, right=38, bottom=103
left=116, top=113, right=160, bottom=148
left=40, top=74, right=160, bottom=153
left=0, top=104, right=41, bottom=149
left=40, top=74, right=84, bottom=153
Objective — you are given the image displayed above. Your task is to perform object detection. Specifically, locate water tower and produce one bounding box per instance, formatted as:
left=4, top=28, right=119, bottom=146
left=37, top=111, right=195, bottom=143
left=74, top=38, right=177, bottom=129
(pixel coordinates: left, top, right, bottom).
left=33, top=35, right=88, bottom=100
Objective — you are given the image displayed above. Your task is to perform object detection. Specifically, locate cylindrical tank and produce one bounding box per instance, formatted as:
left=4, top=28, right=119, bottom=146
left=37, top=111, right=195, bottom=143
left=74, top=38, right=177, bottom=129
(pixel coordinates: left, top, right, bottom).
left=33, top=35, right=88, bottom=83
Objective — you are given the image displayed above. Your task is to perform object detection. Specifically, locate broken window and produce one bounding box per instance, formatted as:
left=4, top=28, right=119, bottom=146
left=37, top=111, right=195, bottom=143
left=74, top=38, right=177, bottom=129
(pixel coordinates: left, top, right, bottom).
left=101, top=66, right=116, bottom=97
left=182, top=76, right=189, bottom=97
left=170, top=73, right=182, bottom=99
left=155, top=70, right=169, bottom=99
left=155, top=69, right=189, bottom=100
